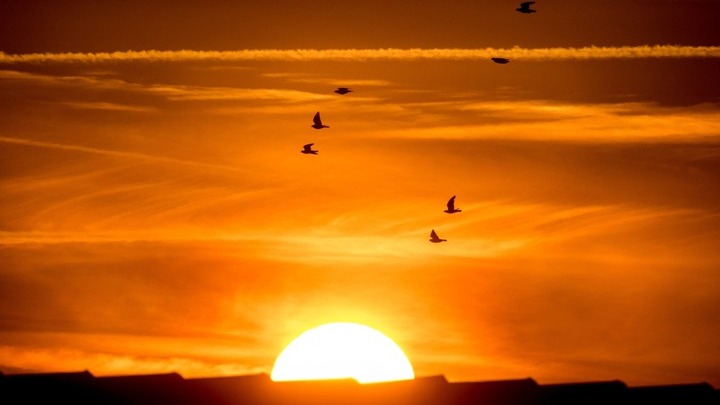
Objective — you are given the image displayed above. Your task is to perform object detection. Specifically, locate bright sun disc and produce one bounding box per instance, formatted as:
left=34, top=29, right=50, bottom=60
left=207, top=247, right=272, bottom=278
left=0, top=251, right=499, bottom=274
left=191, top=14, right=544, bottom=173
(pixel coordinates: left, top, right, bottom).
left=271, top=322, right=415, bottom=384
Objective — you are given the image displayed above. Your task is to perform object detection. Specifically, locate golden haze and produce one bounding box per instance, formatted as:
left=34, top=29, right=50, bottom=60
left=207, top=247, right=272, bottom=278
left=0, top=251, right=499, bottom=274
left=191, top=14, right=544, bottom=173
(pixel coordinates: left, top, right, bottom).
left=1, top=0, right=720, bottom=388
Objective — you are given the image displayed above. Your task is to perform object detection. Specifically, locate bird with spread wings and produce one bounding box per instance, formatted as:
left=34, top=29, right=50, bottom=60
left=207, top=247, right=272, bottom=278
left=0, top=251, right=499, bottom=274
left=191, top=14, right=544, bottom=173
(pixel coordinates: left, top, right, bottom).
left=516, top=1, right=537, bottom=13
left=311, top=112, right=329, bottom=129
left=429, top=229, right=447, bottom=243
left=444, top=196, right=462, bottom=214
left=301, top=143, right=318, bottom=155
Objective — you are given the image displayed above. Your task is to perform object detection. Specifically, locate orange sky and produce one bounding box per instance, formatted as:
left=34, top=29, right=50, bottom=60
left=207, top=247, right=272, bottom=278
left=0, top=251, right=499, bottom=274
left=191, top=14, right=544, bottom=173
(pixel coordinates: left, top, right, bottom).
left=1, top=0, right=719, bottom=387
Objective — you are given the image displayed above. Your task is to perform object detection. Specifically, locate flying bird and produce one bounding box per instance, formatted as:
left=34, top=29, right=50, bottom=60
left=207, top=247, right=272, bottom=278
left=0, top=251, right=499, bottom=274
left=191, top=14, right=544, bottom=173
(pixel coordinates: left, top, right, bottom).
left=516, top=1, right=536, bottom=13
left=444, top=196, right=462, bottom=214
left=334, top=87, right=353, bottom=95
left=429, top=229, right=447, bottom=243
left=491, top=57, right=510, bottom=64
left=301, top=143, right=318, bottom=155
left=311, top=112, right=329, bottom=129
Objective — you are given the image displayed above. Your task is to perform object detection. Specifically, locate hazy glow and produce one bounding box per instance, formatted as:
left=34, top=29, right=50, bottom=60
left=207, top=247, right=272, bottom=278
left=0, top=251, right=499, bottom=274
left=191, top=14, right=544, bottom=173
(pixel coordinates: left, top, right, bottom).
left=271, top=323, right=415, bottom=383
left=1, top=1, right=719, bottom=387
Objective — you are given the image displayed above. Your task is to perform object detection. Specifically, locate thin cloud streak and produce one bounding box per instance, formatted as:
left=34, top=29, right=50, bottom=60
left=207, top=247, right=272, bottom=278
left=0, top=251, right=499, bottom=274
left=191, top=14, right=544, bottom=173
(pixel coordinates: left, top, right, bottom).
left=376, top=102, right=720, bottom=142
left=59, top=101, right=157, bottom=113
left=0, top=136, right=250, bottom=174
left=1, top=46, right=719, bottom=64
left=0, top=338, right=268, bottom=377
left=0, top=70, right=333, bottom=104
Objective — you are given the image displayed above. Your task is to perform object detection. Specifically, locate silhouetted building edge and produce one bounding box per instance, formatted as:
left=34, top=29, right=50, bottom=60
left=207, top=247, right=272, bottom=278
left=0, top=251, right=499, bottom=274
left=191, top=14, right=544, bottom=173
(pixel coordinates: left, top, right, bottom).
left=1, top=370, right=717, bottom=405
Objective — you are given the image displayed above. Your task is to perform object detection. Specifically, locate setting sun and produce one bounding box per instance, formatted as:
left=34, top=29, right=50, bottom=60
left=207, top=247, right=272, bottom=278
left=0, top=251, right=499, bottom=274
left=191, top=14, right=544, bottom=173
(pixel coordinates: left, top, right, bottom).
left=271, top=323, right=415, bottom=384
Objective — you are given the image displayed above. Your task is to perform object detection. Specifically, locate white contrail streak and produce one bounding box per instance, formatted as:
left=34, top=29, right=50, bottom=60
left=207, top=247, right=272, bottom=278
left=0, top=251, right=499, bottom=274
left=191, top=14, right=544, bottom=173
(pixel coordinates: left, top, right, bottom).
left=1, top=46, right=718, bottom=64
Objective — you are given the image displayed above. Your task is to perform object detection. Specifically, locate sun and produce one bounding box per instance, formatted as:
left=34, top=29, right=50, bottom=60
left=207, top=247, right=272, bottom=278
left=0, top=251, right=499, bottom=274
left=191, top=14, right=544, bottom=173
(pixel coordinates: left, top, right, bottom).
left=271, top=322, right=415, bottom=384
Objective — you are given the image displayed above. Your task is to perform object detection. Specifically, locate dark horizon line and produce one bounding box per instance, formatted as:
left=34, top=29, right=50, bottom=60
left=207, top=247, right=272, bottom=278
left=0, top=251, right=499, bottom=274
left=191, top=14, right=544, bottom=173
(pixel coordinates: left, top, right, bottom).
left=1, top=369, right=717, bottom=391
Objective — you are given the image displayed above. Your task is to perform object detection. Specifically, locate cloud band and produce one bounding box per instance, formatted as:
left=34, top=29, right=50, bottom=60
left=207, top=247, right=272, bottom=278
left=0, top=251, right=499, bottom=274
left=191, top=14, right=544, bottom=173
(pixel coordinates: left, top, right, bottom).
left=1, top=46, right=719, bottom=64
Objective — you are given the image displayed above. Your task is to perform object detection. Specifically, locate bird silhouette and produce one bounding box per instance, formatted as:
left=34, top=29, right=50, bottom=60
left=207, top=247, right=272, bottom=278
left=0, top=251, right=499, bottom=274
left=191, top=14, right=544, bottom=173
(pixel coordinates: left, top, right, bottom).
left=301, top=143, right=318, bottom=154
left=516, top=1, right=536, bottom=13
left=444, top=196, right=462, bottom=214
left=491, top=57, right=510, bottom=64
left=311, top=112, right=329, bottom=129
left=334, top=87, right=352, bottom=95
left=429, top=229, right=447, bottom=243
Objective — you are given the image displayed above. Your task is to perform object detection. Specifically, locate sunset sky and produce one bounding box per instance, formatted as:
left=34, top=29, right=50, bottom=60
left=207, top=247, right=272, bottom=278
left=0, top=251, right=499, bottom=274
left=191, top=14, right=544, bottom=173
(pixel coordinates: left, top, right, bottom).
left=1, top=0, right=719, bottom=387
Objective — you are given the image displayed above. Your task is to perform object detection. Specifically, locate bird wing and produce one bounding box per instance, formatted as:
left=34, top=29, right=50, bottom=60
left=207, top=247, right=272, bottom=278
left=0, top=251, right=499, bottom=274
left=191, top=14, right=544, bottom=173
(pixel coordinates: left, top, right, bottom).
left=447, top=196, right=456, bottom=210
left=303, top=143, right=314, bottom=151
left=313, top=112, right=322, bottom=125
left=430, top=229, right=438, bottom=239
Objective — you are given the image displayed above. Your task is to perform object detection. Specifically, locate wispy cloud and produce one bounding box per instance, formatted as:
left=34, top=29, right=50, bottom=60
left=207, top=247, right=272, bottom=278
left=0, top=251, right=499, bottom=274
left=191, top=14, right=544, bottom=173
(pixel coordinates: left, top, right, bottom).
left=260, top=73, right=392, bottom=88
left=146, top=85, right=332, bottom=102
left=0, top=70, right=333, bottom=104
left=0, top=337, right=270, bottom=377
left=0, top=136, right=249, bottom=173
left=373, top=101, right=720, bottom=142
left=2, top=46, right=719, bottom=64
left=59, top=101, right=157, bottom=113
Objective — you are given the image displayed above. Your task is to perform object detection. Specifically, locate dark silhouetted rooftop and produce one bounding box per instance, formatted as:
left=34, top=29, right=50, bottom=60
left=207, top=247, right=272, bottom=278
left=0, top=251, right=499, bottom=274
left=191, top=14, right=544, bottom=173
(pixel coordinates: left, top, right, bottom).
left=1, top=371, right=717, bottom=405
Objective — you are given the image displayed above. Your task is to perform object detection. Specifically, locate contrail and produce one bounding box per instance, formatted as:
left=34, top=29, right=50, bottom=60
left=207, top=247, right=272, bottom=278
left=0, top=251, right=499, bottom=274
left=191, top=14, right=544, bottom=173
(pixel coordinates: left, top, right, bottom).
left=1, top=46, right=718, bottom=64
